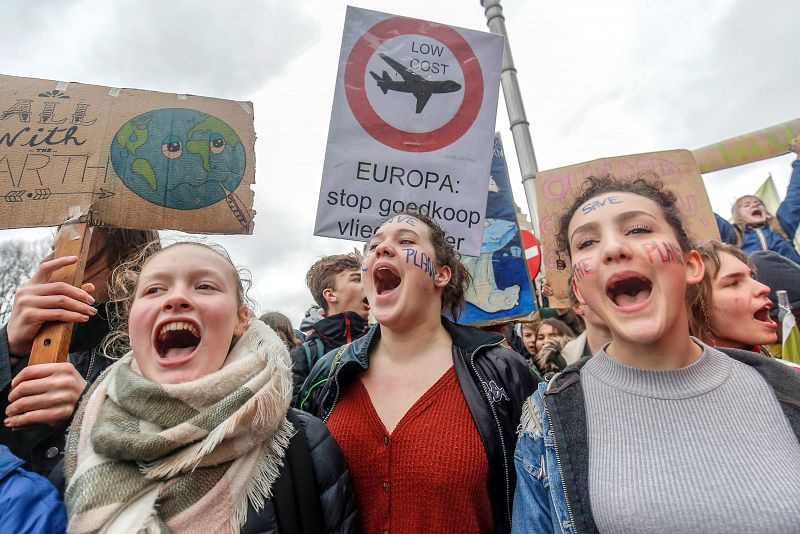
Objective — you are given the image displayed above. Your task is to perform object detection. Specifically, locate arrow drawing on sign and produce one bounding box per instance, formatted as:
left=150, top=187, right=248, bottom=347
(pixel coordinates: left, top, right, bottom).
left=220, top=184, right=254, bottom=233
left=2, top=188, right=116, bottom=202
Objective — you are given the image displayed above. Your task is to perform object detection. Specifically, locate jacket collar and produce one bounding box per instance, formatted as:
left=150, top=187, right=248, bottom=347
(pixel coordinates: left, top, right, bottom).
left=0, top=445, right=23, bottom=481
left=342, top=315, right=506, bottom=369
left=308, top=311, right=369, bottom=349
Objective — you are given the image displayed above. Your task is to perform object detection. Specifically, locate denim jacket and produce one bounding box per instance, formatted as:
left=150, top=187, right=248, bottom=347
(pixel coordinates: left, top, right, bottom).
left=511, top=347, right=800, bottom=534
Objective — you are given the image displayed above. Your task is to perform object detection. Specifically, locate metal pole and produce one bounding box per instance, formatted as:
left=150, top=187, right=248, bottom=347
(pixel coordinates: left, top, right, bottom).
left=481, top=0, right=540, bottom=237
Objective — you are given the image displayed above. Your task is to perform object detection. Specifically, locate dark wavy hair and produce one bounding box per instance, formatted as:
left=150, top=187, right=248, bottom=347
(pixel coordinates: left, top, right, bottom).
left=555, top=175, right=693, bottom=261
left=391, top=210, right=473, bottom=320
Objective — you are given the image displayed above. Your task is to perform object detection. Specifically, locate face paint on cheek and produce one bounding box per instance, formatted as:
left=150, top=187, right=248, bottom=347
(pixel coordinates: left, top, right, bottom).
left=580, top=196, right=623, bottom=214
left=572, top=258, right=596, bottom=282
left=641, top=241, right=685, bottom=265
left=402, top=248, right=437, bottom=280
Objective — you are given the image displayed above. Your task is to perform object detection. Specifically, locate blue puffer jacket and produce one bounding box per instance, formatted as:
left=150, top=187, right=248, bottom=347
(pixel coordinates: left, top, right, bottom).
left=0, top=444, right=66, bottom=533
left=716, top=160, right=800, bottom=264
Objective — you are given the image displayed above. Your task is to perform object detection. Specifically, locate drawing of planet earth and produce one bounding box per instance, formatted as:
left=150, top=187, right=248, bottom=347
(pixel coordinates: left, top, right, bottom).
left=110, top=108, right=246, bottom=210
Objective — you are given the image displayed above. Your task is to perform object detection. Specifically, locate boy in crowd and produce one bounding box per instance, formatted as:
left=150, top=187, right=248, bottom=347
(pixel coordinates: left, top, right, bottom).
left=562, top=276, right=612, bottom=364
left=291, top=252, right=370, bottom=404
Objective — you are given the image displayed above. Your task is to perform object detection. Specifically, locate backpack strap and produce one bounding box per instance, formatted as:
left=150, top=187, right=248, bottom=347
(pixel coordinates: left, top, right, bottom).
left=273, top=413, right=325, bottom=534
left=302, top=338, right=325, bottom=370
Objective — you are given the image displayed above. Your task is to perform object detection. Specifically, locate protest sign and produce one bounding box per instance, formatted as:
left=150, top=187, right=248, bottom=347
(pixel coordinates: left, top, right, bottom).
left=693, top=118, right=800, bottom=174
left=314, top=6, right=503, bottom=256
left=535, top=150, right=720, bottom=300
left=0, top=73, right=256, bottom=234
left=462, top=135, right=535, bottom=326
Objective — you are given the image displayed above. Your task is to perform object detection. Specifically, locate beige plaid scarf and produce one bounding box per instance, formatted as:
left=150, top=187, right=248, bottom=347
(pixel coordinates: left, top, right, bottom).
left=64, top=320, right=294, bottom=534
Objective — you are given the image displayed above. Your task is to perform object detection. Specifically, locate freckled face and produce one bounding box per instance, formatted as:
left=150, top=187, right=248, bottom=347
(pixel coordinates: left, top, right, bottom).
left=707, top=252, right=778, bottom=348
left=129, top=245, right=249, bottom=385
left=567, top=192, right=701, bottom=346
left=363, top=217, right=449, bottom=328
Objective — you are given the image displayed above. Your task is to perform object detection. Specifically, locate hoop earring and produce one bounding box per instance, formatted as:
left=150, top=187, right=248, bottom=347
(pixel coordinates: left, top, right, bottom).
left=698, top=293, right=717, bottom=346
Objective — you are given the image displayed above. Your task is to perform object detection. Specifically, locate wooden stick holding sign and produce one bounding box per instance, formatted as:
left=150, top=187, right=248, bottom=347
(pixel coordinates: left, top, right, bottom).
left=27, top=214, right=93, bottom=366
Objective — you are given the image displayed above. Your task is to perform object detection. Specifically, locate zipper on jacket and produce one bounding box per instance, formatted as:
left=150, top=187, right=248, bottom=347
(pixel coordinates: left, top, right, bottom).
left=467, top=339, right=512, bottom=529
left=322, top=369, right=342, bottom=423
left=543, top=397, right=578, bottom=534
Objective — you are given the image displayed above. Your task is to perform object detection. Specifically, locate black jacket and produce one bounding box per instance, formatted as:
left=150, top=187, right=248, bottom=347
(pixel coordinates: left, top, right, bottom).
left=297, top=317, right=539, bottom=534
left=241, top=408, right=358, bottom=534
left=539, top=348, right=800, bottom=534
left=289, top=312, right=369, bottom=405
left=0, top=303, right=113, bottom=477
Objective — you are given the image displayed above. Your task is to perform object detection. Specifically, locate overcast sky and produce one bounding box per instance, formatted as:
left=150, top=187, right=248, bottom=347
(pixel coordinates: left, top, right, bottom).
left=1, top=0, right=798, bottom=325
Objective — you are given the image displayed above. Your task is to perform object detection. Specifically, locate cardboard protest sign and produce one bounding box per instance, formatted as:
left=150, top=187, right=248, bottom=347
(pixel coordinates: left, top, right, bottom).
left=535, top=150, right=720, bottom=301
left=314, top=6, right=503, bottom=256
left=0, top=74, right=256, bottom=233
left=693, top=118, right=800, bottom=174
left=462, top=135, right=535, bottom=326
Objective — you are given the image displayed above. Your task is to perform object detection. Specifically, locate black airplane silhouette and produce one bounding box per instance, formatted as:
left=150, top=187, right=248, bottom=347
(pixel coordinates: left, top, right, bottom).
left=369, top=53, right=462, bottom=114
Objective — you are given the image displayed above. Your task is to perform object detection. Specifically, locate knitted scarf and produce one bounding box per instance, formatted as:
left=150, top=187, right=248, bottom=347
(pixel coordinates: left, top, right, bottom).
left=64, top=320, right=294, bottom=534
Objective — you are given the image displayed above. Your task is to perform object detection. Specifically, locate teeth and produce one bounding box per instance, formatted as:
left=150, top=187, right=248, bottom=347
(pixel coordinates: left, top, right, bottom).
left=158, top=321, right=199, bottom=339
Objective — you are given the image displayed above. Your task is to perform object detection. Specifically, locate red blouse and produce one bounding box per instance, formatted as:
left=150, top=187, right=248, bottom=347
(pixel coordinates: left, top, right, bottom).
left=326, top=366, right=494, bottom=534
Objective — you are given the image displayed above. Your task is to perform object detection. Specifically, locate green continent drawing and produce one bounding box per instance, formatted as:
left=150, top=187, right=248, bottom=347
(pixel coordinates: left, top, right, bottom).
left=111, top=108, right=246, bottom=210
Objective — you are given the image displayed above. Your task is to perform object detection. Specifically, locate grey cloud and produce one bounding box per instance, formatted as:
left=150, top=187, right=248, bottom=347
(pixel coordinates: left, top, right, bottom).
left=0, top=0, right=320, bottom=98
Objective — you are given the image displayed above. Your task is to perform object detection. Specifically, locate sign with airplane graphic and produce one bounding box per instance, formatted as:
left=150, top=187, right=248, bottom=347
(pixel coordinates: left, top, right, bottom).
left=315, top=6, right=503, bottom=256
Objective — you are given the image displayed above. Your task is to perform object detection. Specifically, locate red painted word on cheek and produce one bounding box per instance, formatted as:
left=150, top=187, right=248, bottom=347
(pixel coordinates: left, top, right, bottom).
left=572, top=258, right=597, bottom=282
left=641, top=241, right=685, bottom=265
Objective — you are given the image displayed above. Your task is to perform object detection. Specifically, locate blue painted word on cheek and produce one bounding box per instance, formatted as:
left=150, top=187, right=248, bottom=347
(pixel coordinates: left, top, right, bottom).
left=402, top=248, right=436, bottom=280
left=581, top=196, right=622, bottom=214
left=641, top=241, right=685, bottom=265
left=572, top=258, right=596, bottom=281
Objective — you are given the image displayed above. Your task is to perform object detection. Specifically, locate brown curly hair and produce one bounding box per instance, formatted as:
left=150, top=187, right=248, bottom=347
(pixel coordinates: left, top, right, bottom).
left=555, top=174, right=693, bottom=261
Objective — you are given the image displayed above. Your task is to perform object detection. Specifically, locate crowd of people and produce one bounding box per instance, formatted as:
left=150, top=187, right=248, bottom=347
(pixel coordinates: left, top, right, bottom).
left=1, top=152, right=800, bottom=532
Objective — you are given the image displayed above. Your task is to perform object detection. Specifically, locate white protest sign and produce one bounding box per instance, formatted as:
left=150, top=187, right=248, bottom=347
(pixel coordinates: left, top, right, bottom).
left=314, top=6, right=503, bottom=256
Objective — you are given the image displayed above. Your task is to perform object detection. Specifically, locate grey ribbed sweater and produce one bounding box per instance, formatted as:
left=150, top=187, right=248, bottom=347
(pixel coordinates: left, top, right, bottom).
left=582, top=344, right=800, bottom=533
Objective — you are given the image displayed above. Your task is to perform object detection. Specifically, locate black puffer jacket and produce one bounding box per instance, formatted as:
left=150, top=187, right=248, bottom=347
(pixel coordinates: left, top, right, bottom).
left=289, top=312, right=369, bottom=405
left=241, top=408, right=358, bottom=534
left=297, top=317, right=539, bottom=534
left=0, top=303, right=113, bottom=477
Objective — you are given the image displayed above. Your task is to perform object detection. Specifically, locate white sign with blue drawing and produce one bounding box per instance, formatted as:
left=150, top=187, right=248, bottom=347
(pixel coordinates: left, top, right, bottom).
left=461, top=134, right=536, bottom=325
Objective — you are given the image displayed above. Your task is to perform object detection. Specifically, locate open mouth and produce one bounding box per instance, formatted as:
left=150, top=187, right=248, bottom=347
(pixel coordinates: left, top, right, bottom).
left=606, top=274, right=653, bottom=307
left=362, top=296, right=371, bottom=309
left=751, top=208, right=763, bottom=218
left=156, top=321, right=201, bottom=361
left=374, top=265, right=401, bottom=295
left=753, top=304, right=777, bottom=329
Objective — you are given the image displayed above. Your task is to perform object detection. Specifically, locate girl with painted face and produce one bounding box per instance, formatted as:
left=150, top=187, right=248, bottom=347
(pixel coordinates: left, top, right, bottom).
left=715, top=140, right=800, bottom=263
left=512, top=176, right=800, bottom=534
left=298, top=212, right=537, bottom=534
left=64, top=242, right=356, bottom=534
left=688, top=241, right=779, bottom=353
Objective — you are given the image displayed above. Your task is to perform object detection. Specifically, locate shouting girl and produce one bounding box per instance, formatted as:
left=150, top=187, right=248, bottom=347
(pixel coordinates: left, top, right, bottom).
left=64, top=242, right=356, bottom=533
left=512, top=177, right=800, bottom=533
left=299, top=212, right=537, bottom=534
